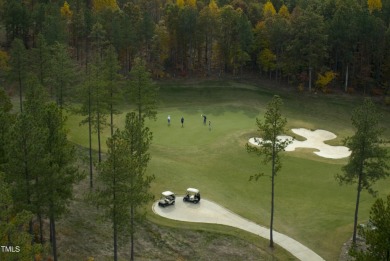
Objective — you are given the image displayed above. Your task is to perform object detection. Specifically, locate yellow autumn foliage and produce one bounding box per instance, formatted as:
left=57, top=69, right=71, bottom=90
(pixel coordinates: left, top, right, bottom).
left=93, top=0, right=119, bottom=12
left=187, top=0, right=196, bottom=7
left=316, top=71, right=337, bottom=92
left=209, top=0, right=218, bottom=10
left=263, top=1, right=276, bottom=17
left=368, top=0, right=382, bottom=13
left=177, top=0, right=185, bottom=8
left=258, top=48, right=276, bottom=72
left=278, top=4, right=290, bottom=19
left=60, top=1, right=73, bottom=19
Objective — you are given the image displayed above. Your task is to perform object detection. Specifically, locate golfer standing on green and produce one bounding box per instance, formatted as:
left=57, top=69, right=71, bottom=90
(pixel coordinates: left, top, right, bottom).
left=181, top=116, right=184, bottom=127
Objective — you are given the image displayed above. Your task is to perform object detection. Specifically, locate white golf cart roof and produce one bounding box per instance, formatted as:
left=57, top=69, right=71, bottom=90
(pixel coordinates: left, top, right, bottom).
left=162, top=191, right=175, bottom=196
left=187, top=188, right=199, bottom=193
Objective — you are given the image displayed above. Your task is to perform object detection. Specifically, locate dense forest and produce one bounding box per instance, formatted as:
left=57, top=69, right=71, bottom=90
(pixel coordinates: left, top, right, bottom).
left=1, top=0, right=390, bottom=260
left=1, top=0, right=390, bottom=97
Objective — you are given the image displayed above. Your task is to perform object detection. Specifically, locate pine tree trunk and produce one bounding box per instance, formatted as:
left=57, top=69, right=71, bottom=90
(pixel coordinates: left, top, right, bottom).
left=23, top=138, right=32, bottom=236
left=130, top=141, right=136, bottom=261
left=270, top=143, right=276, bottom=248
left=38, top=212, right=43, bottom=243
left=85, top=37, right=89, bottom=73
left=352, top=173, right=362, bottom=244
left=6, top=218, right=11, bottom=243
left=60, top=80, right=64, bottom=110
left=50, top=215, right=58, bottom=261
left=345, top=64, right=349, bottom=92
left=97, top=109, right=101, bottom=163
left=353, top=141, right=366, bottom=244
left=308, top=66, right=312, bottom=92
left=128, top=48, right=131, bottom=73
left=209, top=38, right=213, bottom=75
left=138, top=78, right=142, bottom=122
left=113, top=195, right=118, bottom=261
left=18, top=70, right=23, bottom=113
left=130, top=204, right=134, bottom=261
left=110, top=85, right=114, bottom=137
left=88, top=87, right=93, bottom=188
left=204, top=36, right=208, bottom=75
left=39, top=48, right=44, bottom=85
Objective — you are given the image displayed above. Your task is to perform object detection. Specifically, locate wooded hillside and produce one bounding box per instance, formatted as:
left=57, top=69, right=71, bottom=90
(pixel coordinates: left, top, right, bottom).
left=1, top=0, right=390, bottom=96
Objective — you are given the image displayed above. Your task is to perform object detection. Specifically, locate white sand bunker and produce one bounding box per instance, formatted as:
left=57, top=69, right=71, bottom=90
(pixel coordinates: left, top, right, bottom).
left=249, top=128, right=351, bottom=159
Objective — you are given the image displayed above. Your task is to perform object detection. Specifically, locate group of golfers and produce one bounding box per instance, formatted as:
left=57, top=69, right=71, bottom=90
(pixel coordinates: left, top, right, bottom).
left=167, top=114, right=211, bottom=130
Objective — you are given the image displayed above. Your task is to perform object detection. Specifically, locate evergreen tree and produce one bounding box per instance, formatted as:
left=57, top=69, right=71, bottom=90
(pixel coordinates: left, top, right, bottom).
left=5, top=76, right=80, bottom=259
left=87, top=23, right=110, bottom=162
left=0, top=88, right=13, bottom=171
left=336, top=98, right=390, bottom=244
left=79, top=55, right=109, bottom=186
left=30, top=34, right=50, bottom=87
left=79, top=67, right=95, bottom=188
left=0, top=172, right=43, bottom=261
left=23, top=76, right=49, bottom=244
left=102, top=45, right=122, bottom=137
left=94, top=130, right=129, bottom=261
left=217, top=5, right=240, bottom=73
left=3, top=0, right=31, bottom=44
left=5, top=76, right=49, bottom=247
left=127, top=58, right=158, bottom=122
left=328, top=0, right=361, bottom=92
left=350, top=194, right=390, bottom=260
left=48, top=42, right=78, bottom=109
left=9, top=38, right=28, bottom=113
left=287, top=7, right=327, bottom=91
left=94, top=112, right=154, bottom=261
left=198, top=0, right=219, bottom=75
left=42, top=3, right=68, bottom=45
left=246, top=95, right=291, bottom=248
left=40, top=103, right=81, bottom=261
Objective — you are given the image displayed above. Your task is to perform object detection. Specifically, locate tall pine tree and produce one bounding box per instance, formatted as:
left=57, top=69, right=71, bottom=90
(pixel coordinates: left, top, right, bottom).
left=336, top=98, right=390, bottom=244
left=246, top=95, right=291, bottom=248
left=93, top=112, right=154, bottom=261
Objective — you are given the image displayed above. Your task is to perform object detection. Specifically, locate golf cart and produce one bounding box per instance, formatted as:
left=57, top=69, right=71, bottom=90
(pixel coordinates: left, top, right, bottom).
left=158, top=191, right=176, bottom=207
left=183, top=188, right=201, bottom=204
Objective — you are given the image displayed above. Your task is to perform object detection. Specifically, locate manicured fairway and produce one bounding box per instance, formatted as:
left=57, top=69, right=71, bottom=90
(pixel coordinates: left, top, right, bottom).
left=65, top=80, right=390, bottom=260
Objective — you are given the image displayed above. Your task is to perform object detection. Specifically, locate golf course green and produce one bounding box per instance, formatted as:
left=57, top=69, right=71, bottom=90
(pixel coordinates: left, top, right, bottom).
left=66, top=79, right=390, bottom=260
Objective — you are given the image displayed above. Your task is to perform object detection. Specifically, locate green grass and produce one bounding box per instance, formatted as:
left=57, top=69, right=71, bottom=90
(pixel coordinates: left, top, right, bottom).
left=65, top=79, right=390, bottom=260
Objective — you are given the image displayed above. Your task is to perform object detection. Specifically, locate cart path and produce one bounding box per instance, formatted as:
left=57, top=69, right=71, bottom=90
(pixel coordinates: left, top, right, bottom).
left=152, top=197, right=325, bottom=261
